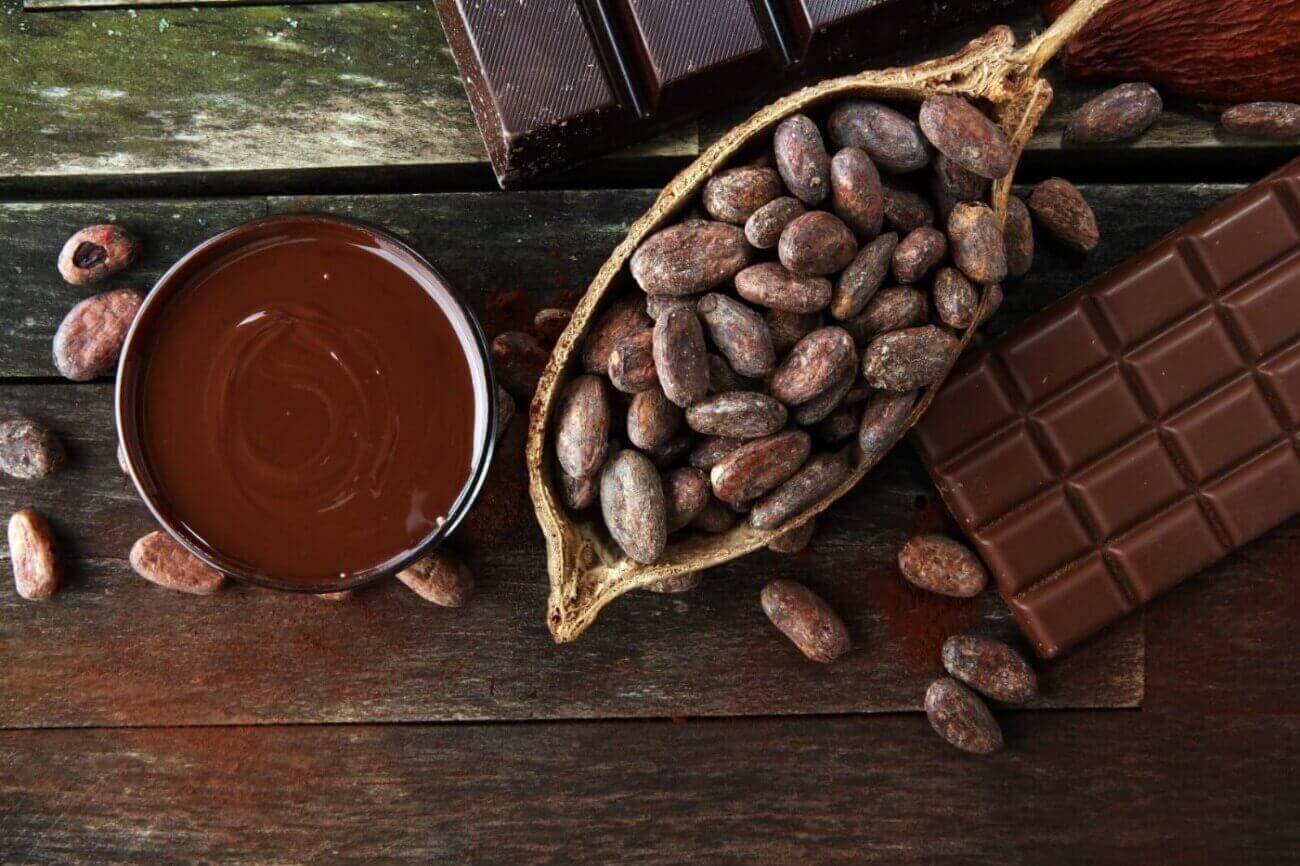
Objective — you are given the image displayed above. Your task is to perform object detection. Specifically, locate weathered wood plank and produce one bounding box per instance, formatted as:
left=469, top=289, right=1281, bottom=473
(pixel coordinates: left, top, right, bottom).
left=1, top=713, right=1295, bottom=863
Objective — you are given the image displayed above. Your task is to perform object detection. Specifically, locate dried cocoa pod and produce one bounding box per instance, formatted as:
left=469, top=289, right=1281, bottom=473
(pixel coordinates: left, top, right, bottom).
left=8, top=508, right=59, bottom=601
left=555, top=375, right=611, bottom=479
left=778, top=212, right=858, bottom=277
left=768, top=517, right=815, bottom=554
left=942, top=635, right=1038, bottom=704
left=398, top=551, right=475, bottom=607
left=892, top=227, right=948, bottom=285
left=496, top=386, right=516, bottom=440
left=773, top=114, right=831, bottom=205
left=832, top=232, right=898, bottom=321
left=817, top=404, right=862, bottom=444
left=706, top=353, right=760, bottom=394
left=898, top=534, right=988, bottom=598
left=863, top=326, right=959, bottom=391
left=52, top=288, right=142, bottom=382
left=685, top=391, right=788, bottom=439
left=882, top=184, right=936, bottom=233
left=925, top=678, right=1003, bottom=755
left=697, top=293, right=776, bottom=377
left=0, top=419, right=65, bottom=480
left=750, top=452, right=849, bottom=530
left=653, top=307, right=709, bottom=407
left=492, top=330, right=549, bottom=399
left=918, top=94, right=1013, bottom=180
left=627, top=387, right=683, bottom=451
left=1003, top=195, right=1035, bottom=279
left=645, top=295, right=693, bottom=322
left=1065, top=82, right=1162, bottom=145
left=933, top=267, right=979, bottom=329
left=646, top=429, right=693, bottom=469
left=745, top=196, right=806, bottom=249
left=760, top=578, right=850, bottom=663
left=766, top=309, right=821, bottom=356
left=691, top=497, right=738, bottom=533
left=931, top=152, right=989, bottom=219
left=858, top=389, right=917, bottom=458
left=664, top=467, right=711, bottom=532
left=830, top=148, right=884, bottom=237
left=129, top=530, right=226, bottom=595
left=608, top=329, right=658, bottom=394
left=641, top=571, right=703, bottom=593
left=689, top=435, right=744, bottom=470
left=1222, top=102, right=1300, bottom=140
left=843, top=287, right=928, bottom=345
left=710, top=429, right=811, bottom=504
left=735, top=263, right=832, bottom=314
left=560, top=468, right=599, bottom=510
left=630, top=221, right=752, bottom=296
left=827, top=100, right=931, bottom=173
left=57, top=224, right=139, bottom=285
left=948, top=202, right=1008, bottom=286
left=1028, top=177, right=1099, bottom=252
left=770, top=327, right=857, bottom=407
left=792, top=366, right=856, bottom=425
left=703, top=166, right=784, bottom=224
left=582, top=296, right=651, bottom=373
left=600, top=449, right=668, bottom=565
left=533, top=307, right=572, bottom=345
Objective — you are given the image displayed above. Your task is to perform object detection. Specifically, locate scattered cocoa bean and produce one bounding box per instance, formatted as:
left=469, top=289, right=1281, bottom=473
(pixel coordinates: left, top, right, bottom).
left=1028, top=178, right=1099, bottom=252
left=645, top=295, right=693, bottom=322
left=832, top=232, right=897, bottom=321
left=843, top=287, right=928, bottom=344
left=608, top=329, right=658, bottom=394
left=627, top=387, right=682, bottom=451
left=690, top=497, right=738, bottom=533
left=751, top=453, right=849, bottom=530
left=653, top=307, right=709, bottom=407
left=8, top=508, right=59, bottom=601
left=892, top=227, right=948, bottom=284
left=882, top=184, right=935, bottom=233
left=760, top=578, right=850, bottom=663
left=630, top=221, right=751, bottom=296
left=898, top=534, right=988, bottom=598
left=688, top=435, right=744, bottom=470
left=532, top=307, right=572, bottom=345
left=1003, top=195, right=1035, bottom=278
left=918, top=94, right=1013, bottom=180
left=931, top=152, right=989, bottom=218
left=706, top=352, right=760, bottom=394
left=0, top=419, right=65, bottom=480
left=778, top=212, right=858, bottom=277
left=555, top=375, right=611, bottom=479
left=703, top=166, right=783, bottom=224
left=492, top=330, right=548, bottom=399
left=52, top=288, right=142, bottom=381
left=710, top=430, right=811, bottom=504
left=57, top=224, right=139, bottom=285
left=933, top=267, right=979, bottom=329
left=745, top=196, right=807, bottom=249
left=129, top=530, right=226, bottom=595
left=925, top=678, right=1003, bottom=755
left=862, top=326, right=959, bottom=391
left=858, top=389, right=916, bottom=458
left=767, top=517, right=816, bottom=554
left=735, top=263, right=832, bottom=314
left=830, top=148, right=884, bottom=237
left=641, top=571, right=703, bottom=594
left=947, top=202, right=1007, bottom=286
left=766, top=309, right=821, bottom=355
left=600, top=449, right=667, bottom=564
left=817, top=404, right=862, bottom=444
left=770, top=327, right=857, bottom=406
left=582, top=296, right=651, bottom=373
left=697, top=293, right=776, bottom=377
left=495, top=385, right=516, bottom=440
left=942, top=635, right=1038, bottom=704
left=774, top=114, right=831, bottom=205
left=1065, top=83, right=1162, bottom=145
left=1222, top=102, right=1300, bottom=140
left=792, top=367, right=855, bottom=425
left=827, top=100, right=930, bottom=173
left=664, top=467, right=710, bottom=532
left=686, top=391, right=787, bottom=439
left=560, top=468, right=599, bottom=510
left=397, top=550, right=474, bottom=607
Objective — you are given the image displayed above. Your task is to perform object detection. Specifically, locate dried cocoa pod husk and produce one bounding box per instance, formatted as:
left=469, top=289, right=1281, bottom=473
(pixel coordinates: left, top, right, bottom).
left=529, top=3, right=1117, bottom=642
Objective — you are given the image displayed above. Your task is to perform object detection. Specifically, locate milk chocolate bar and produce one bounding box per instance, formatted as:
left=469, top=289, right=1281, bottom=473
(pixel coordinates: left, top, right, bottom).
left=913, top=162, right=1300, bottom=657
left=434, top=0, right=1010, bottom=187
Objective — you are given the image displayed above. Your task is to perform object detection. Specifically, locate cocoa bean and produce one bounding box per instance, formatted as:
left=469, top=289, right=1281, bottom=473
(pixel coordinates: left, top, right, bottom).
left=862, top=326, right=958, bottom=391
left=827, top=100, right=931, bottom=173
left=1065, top=83, right=1162, bottom=145
left=627, top=387, right=682, bottom=451
left=898, top=534, right=988, bottom=598
left=52, top=288, right=142, bottom=381
left=691, top=497, right=738, bottom=533
left=882, top=184, right=936, bottom=233
left=766, top=309, right=821, bottom=356
left=582, top=296, right=651, bottom=373
left=892, top=227, right=948, bottom=284
left=791, top=366, right=856, bottom=425
left=706, top=353, right=760, bottom=394
left=397, top=551, right=474, bottom=607
left=830, top=148, right=884, bottom=237
left=646, top=295, right=692, bottom=322
left=600, top=449, right=668, bottom=564
left=664, top=467, right=710, bottom=532
left=647, top=429, right=694, bottom=468
left=496, top=386, right=516, bottom=440
left=947, top=202, right=1007, bottom=286
left=857, top=389, right=916, bottom=457
left=760, top=578, right=850, bottom=663
left=931, top=152, right=989, bottom=218
left=652, top=307, right=709, bottom=407
left=817, top=404, right=862, bottom=444
left=555, top=375, right=611, bottom=479
left=770, top=327, right=857, bottom=406
left=697, top=293, right=776, bottom=377
left=685, top=391, right=787, bottom=439
left=129, top=530, right=226, bottom=595
left=832, top=232, right=897, bottom=321
left=608, top=329, right=658, bottom=394
left=1028, top=178, right=1099, bottom=252
left=1003, top=195, right=1035, bottom=278
left=735, top=263, right=832, bottom=314
left=918, top=94, right=1013, bottom=180
left=492, top=330, right=549, bottom=399
left=925, top=678, right=1003, bottom=755
left=560, top=468, right=599, bottom=510
left=0, top=419, right=65, bottom=480
left=942, top=635, right=1038, bottom=704
left=8, top=508, right=59, bottom=601
left=703, top=166, right=783, bottom=224
left=533, top=307, right=571, bottom=345
left=768, top=517, right=816, bottom=554
left=745, top=196, right=807, bottom=249
left=630, top=221, right=752, bottom=296
left=979, top=284, right=1004, bottom=325
left=750, top=452, right=849, bottom=530
left=778, top=212, right=858, bottom=277
left=689, top=435, right=744, bottom=470
left=57, top=224, right=139, bottom=285
left=1222, top=102, right=1300, bottom=140
left=641, top=571, right=703, bottom=594
left=843, top=287, right=928, bottom=345
left=710, top=430, right=811, bottom=504
left=773, top=114, right=831, bottom=205
left=933, top=267, right=979, bottom=329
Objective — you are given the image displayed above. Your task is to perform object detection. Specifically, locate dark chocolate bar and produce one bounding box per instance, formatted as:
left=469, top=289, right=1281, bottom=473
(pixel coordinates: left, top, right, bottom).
left=434, top=0, right=1011, bottom=187
left=913, top=161, right=1300, bottom=658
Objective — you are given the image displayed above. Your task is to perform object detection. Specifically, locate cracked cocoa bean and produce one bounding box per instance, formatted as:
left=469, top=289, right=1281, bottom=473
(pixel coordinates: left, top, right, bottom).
left=768, top=517, right=816, bottom=554
left=664, top=467, right=710, bottom=532
left=778, top=212, right=858, bottom=277
left=744, top=196, right=806, bottom=249
left=608, top=329, right=658, bottom=394
left=925, top=678, right=1003, bottom=755
left=1065, top=83, right=1162, bottom=145
left=398, top=551, right=474, bottom=607
left=942, top=635, right=1038, bottom=704
left=735, top=263, right=832, bottom=314
left=697, top=293, right=776, bottom=377
left=685, top=391, right=787, bottom=439
left=8, top=508, right=59, bottom=601
left=830, top=148, right=884, bottom=237
left=948, top=202, right=1007, bottom=286
left=774, top=114, right=831, bottom=205
left=843, top=287, right=928, bottom=345
left=933, top=267, right=979, bottom=329
left=630, top=221, right=751, bottom=296
left=892, top=227, right=948, bottom=284
left=858, top=389, right=916, bottom=458
left=555, top=374, right=611, bottom=479
left=882, top=184, right=935, bottom=233
left=532, top=307, right=571, bottom=345
left=710, top=429, right=811, bottom=504
left=863, top=326, right=959, bottom=391
left=129, top=530, right=226, bottom=595
left=832, top=232, right=897, bottom=321
left=1222, top=102, right=1300, bottom=140
left=898, top=534, right=988, bottom=598
left=703, top=166, right=783, bottom=224
left=57, top=224, right=139, bottom=285
left=770, top=327, right=856, bottom=407
left=653, top=307, right=709, bottom=407
left=560, top=468, right=599, bottom=510
left=582, top=296, right=650, bottom=373
left=918, top=94, right=1013, bottom=180
left=0, top=419, right=65, bottom=480
left=751, top=452, right=849, bottom=530
left=931, top=152, right=989, bottom=218
left=760, top=578, right=850, bottom=663
left=690, top=497, right=738, bottom=533
left=827, top=100, right=930, bottom=173
left=492, top=330, right=549, bottom=399
left=627, top=387, right=682, bottom=451
left=1003, top=195, right=1035, bottom=278
left=641, top=571, right=703, bottom=593
left=766, top=309, right=821, bottom=355
left=689, top=435, right=743, bottom=470
left=52, top=288, right=142, bottom=381
left=600, top=449, right=667, bottom=564
left=1028, top=178, right=1099, bottom=252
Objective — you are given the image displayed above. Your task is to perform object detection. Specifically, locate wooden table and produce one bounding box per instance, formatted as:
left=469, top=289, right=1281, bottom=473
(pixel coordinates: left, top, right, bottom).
left=1, top=2, right=1297, bottom=862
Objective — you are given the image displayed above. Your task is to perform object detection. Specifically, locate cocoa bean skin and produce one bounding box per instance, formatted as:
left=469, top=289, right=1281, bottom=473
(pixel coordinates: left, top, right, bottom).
left=52, top=288, right=142, bottom=381
left=1003, top=195, right=1035, bottom=278
left=697, top=293, right=776, bottom=377
left=560, top=468, right=599, bottom=510
left=933, top=267, right=979, bottom=329
left=398, top=551, right=475, bottom=607
left=863, top=326, right=959, bottom=391
left=792, top=367, right=855, bottom=425
left=830, top=148, right=884, bottom=237
left=842, top=287, right=928, bottom=345
left=778, top=212, right=858, bottom=277
left=0, top=419, right=65, bottom=480
left=664, top=467, right=710, bottom=532
left=555, top=375, right=611, bottom=479
left=641, top=571, right=703, bottom=593
left=925, top=678, right=1004, bottom=755
left=627, top=387, right=682, bottom=451
left=710, top=429, right=811, bottom=504
left=703, top=166, right=783, bottom=224
left=760, top=578, right=851, bottom=663
left=770, top=327, right=857, bottom=407
left=689, top=435, right=744, bottom=470
left=745, top=196, right=807, bottom=249
left=948, top=202, right=1008, bottom=286
left=774, top=114, right=832, bottom=205
left=1222, top=102, right=1300, bottom=140
left=751, top=452, right=849, bottom=530
left=898, top=534, right=988, bottom=598
left=827, top=100, right=931, bottom=173
left=691, top=497, right=738, bottom=533
left=8, top=508, right=59, bottom=601
left=931, top=152, right=989, bottom=219
left=766, top=309, right=821, bottom=355
left=57, top=224, right=139, bottom=285
left=600, top=449, right=668, bottom=564
left=582, top=296, right=651, bottom=373
left=892, top=227, right=948, bottom=284
left=706, top=353, right=760, bottom=394
left=685, top=391, right=787, bottom=439
left=653, top=307, right=709, bottom=407
left=918, top=94, right=1013, bottom=180
left=882, top=184, right=935, bottom=233
left=1028, top=178, right=1100, bottom=252
left=1065, top=83, right=1162, bottom=145
left=768, top=517, right=815, bottom=554
left=735, top=263, right=832, bottom=314
left=492, top=330, right=549, bottom=399
left=533, top=307, right=571, bottom=345
left=630, top=221, right=752, bottom=296
left=129, top=531, right=226, bottom=595
left=942, top=635, right=1038, bottom=704
left=832, top=232, right=897, bottom=321
left=858, top=389, right=916, bottom=458
left=608, top=329, right=658, bottom=394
